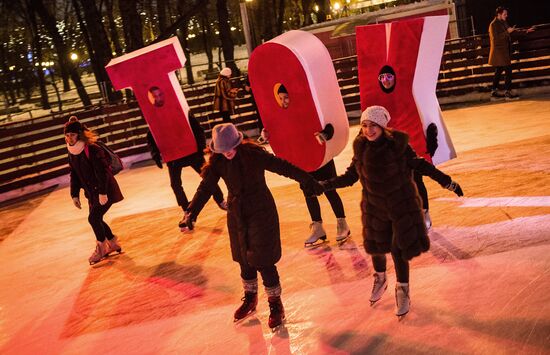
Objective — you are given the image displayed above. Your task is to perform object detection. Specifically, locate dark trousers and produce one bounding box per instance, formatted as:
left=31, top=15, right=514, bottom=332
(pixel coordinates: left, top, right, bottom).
left=301, top=160, right=345, bottom=221
left=240, top=263, right=280, bottom=288
left=492, top=66, right=512, bottom=91
left=221, top=111, right=232, bottom=123
left=168, top=157, right=224, bottom=210
left=371, top=246, right=410, bottom=283
left=88, top=201, right=114, bottom=242
left=413, top=171, right=429, bottom=210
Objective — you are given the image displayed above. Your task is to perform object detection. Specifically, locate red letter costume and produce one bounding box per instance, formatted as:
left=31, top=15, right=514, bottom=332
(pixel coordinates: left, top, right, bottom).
left=356, top=16, right=456, bottom=164
left=248, top=30, right=349, bottom=172
left=105, top=37, right=196, bottom=163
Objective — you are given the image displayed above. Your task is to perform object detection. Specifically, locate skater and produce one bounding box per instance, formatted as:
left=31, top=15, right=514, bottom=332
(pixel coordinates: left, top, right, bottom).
left=180, top=123, right=323, bottom=329
left=64, top=116, right=124, bottom=265
left=317, top=106, right=463, bottom=318
left=260, top=112, right=350, bottom=247
left=146, top=112, right=227, bottom=229
left=378, top=65, right=438, bottom=229
left=489, top=7, right=534, bottom=100
left=213, top=67, right=238, bottom=123
left=243, top=75, right=266, bottom=144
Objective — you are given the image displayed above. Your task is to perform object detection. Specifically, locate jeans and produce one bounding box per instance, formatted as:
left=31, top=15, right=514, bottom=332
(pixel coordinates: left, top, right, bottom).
left=492, top=66, right=512, bottom=91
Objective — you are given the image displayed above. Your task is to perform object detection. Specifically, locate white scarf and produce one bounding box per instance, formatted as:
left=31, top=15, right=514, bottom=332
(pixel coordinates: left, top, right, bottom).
left=67, top=140, right=86, bottom=155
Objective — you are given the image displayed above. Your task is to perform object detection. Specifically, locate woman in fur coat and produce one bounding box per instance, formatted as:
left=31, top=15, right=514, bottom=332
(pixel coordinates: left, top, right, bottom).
left=319, top=106, right=463, bottom=317
left=181, top=123, right=323, bottom=329
left=65, top=116, right=124, bottom=265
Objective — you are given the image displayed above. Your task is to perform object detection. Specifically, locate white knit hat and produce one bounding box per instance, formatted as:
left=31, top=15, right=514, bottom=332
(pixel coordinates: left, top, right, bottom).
left=360, top=105, right=391, bottom=128
left=220, top=67, right=232, bottom=77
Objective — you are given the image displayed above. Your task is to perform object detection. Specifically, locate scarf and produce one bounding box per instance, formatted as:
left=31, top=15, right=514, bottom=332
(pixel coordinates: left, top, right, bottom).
left=67, top=140, right=86, bottom=155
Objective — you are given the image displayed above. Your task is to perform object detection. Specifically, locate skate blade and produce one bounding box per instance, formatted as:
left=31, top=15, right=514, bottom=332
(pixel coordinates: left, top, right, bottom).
left=336, top=234, right=351, bottom=246
left=233, top=309, right=257, bottom=325
left=304, top=237, right=328, bottom=249
left=270, top=317, right=286, bottom=332
left=397, top=312, right=409, bottom=321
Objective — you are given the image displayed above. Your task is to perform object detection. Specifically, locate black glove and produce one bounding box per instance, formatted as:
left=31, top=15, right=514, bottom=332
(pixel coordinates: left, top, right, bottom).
left=302, top=179, right=324, bottom=197
left=446, top=181, right=463, bottom=197
left=312, top=180, right=325, bottom=196
left=426, top=123, right=438, bottom=157
left=154, top=158, right=163, bottom=169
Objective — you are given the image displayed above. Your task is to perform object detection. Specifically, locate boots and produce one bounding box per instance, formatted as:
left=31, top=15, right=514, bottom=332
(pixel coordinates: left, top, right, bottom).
left=268, top=296, right=285, bottom=329
left=395, top=283, right=411, bottom=317
left=105, top=236, right=122, bottom=255
left=304, top=221, right=327, bottom=247
left=336, top=217, right=351, bottom=242
left=234, top=291, right=258, bottom=322
left=370, top=272, right=388, bottom=306
left=89, top=240, right=107, bottom=265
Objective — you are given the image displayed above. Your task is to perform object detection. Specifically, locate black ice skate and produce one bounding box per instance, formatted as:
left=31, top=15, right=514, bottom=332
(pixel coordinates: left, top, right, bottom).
left=490, top=90, right=505, bottom=101
left=268, top=296, right=285, bottom=331
left=233, top=292, right=258, bottom=323
left=179, top=213, right=196, bottom=232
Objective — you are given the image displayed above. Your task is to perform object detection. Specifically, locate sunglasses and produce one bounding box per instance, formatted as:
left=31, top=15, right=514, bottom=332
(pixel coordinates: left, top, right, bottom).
left=378, top=73, right=395, bottom=81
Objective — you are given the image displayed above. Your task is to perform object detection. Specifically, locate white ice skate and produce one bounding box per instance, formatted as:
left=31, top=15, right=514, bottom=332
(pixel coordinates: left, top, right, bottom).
left=304, top=221, right=327, bottom=248
left=105, top=236, right=123, bottom=256
left=395, top=284, right=410, bottom=319
left=336, top=218, right=351, bottom=244
left=424, top=209, right=432, bottom=231
left=89, top=240, right=107, bottom=265
left=369, top=272, right=387, bottom=306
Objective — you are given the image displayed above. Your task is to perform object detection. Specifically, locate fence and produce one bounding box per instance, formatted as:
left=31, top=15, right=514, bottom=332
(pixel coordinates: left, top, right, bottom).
left=1, top=23, right=549, bottom=197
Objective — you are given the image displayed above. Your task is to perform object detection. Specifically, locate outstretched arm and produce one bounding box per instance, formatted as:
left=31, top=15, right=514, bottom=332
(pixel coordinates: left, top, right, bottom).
left=187, top=162, right=222, bottom=220
left=406, top=145, right=463, bottom=196
left=321, top=159, right=359, bottom=191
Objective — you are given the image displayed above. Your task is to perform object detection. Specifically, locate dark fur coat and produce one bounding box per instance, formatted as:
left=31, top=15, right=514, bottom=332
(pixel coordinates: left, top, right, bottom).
left=327, top=130, right=451, bottom=261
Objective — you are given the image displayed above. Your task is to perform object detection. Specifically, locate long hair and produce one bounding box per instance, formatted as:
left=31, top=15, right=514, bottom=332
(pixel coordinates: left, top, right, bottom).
left=81, top=128, right=98, bottom=144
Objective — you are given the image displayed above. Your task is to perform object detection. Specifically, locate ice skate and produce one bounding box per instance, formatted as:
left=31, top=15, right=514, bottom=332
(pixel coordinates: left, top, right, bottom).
left=179, top=213, right=195, bottom=231
left=89, top=240, right=107, bottom=265
left=233, top=292, right=258, bottom=324
left=369, top=272, right=388, bottom=306
left=105, top=236, right=122, bottom=256
left=504, top=90, right=519, bottom=101
left=395, top=284, right=410, bottom=319
left=336, top=218, right=351, bottom=244
left=217, top=200, right=228, bottom=211
left=268, top=296, right=285, bottom=331
left=490, top=90, right=505, bottom=101
left=423, top=209, right=432, bottom=231
left=304, top=221, right=327, bottom=248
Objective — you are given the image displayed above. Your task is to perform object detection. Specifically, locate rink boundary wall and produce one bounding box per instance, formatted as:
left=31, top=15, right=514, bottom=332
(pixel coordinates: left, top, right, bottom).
left=1, top=24, right=550, bottom=199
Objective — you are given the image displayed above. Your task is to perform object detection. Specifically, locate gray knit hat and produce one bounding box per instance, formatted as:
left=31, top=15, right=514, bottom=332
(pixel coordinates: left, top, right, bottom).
left=209, top=123, right=243, bottom=153
left=361, top=105, right=391, bottom=128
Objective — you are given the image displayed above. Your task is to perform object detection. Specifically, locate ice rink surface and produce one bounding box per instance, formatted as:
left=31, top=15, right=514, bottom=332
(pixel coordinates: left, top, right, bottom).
left=1, top=97, right=549, bottom=354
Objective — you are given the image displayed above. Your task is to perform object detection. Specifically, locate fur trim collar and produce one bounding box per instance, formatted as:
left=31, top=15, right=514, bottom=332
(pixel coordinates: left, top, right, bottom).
left=67, top=140, right=86, bottom=155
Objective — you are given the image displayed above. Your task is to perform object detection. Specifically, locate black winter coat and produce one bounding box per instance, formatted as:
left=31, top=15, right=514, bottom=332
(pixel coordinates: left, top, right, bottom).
left=187, top=143, right=315, bottom=268
left=69, top=143, right=124, bottom=207
left=327, top=130, right=451, bottom=261
left=147, top=113, right=207, bottom=167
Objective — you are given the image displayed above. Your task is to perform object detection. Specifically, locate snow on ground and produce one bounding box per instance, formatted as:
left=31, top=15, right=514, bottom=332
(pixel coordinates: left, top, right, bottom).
left=0, top=96, right=549, bottom=354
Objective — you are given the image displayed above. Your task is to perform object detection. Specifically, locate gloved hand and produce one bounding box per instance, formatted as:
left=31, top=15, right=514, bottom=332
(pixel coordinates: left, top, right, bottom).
left=310, top=179, right=325, bottom=196
left=154, top=158, right=163, bottom=169
left=426, top=123, right=439, bottom=157
left=72, top=197, right=81, bottom=209
left=446, top=181, right=464, bottom=197
left=319, top=180, right=333, bottom=192
left=99, top=194, right=109, bottom=206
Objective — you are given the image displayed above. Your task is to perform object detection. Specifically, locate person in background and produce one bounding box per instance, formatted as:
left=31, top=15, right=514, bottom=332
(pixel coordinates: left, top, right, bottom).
left=213, top=67, right=239, bottom=123
left=489, top=6, right=534, bottom=100
left=146, top=112, right=227, bottom=229
left=65, top=116, right=124, bottom=265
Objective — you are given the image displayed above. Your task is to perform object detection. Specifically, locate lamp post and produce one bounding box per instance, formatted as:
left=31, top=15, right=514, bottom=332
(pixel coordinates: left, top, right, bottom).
left=239, top=0, right=253, bottom=56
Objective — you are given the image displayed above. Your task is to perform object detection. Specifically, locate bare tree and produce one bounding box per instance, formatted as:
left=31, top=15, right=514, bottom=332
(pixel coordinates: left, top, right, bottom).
left=29, top=0, right=91, bottom=106
left=216, top=0, right=239, bottom=74
left=103, top=0, right=123, bottom=55
left=118, top=0, right=144, bottom=52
